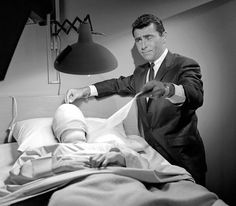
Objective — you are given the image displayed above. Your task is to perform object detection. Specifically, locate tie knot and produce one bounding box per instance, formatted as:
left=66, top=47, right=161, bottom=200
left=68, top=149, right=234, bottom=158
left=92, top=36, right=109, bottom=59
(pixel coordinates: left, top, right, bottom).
left=150, top=62, right=155, bottom=68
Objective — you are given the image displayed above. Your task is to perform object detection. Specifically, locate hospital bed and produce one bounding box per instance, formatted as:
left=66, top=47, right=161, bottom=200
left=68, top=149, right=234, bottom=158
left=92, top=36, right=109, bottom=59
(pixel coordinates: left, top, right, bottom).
left=0, top=95, right=227, bottom=206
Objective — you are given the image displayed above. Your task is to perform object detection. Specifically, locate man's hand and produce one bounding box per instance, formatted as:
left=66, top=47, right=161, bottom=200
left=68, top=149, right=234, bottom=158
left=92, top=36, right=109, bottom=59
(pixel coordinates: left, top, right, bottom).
left=89, top=151, right=126, bottom=168
left=138, top=80, right=174, bottom=99
left=65, top=87, right=91, bottom=103
left=139, top=80, right=166, bottom=99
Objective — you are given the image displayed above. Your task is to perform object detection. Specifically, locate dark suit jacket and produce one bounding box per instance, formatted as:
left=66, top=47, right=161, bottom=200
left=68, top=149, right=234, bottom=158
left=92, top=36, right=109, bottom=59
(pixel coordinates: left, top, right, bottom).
left=94, top=51, right=207, bottom=184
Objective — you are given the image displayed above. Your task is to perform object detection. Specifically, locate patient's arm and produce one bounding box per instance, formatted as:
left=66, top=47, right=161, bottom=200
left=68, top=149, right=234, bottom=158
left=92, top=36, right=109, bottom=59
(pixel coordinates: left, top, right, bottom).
left=89, top=150, right=125, bottom=168
left=9, top=152, right=54, bottom=185
left=8, top=144, right=91, bottom=185
left=89, top=147, right=149, bottom=169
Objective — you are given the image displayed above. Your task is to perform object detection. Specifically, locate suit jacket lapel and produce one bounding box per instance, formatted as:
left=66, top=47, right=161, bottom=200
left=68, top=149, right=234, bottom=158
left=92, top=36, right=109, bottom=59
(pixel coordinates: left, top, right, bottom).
left=137, top=63, right=149, bottom=112
left=155, top=51, right=174, bottom=81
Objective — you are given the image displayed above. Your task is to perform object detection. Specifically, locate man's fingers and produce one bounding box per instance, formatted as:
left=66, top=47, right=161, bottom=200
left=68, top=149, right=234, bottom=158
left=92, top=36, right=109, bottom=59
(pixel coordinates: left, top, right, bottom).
left=142, top=82, right=155, bottom=93
left=68, top=95, right=74, bottom=103
left=138, top=81, right=157, bottom=98
left=65, top=90, right=73, bottom=103
left=65, top=95, right=71, bottom=104
left=151, top=88, right=165, bottom=99
left=136, top=89, right=152, bottom=98
left=138, top=80, right=166, bottom=99
left=65, top=89, right=79, bottom=103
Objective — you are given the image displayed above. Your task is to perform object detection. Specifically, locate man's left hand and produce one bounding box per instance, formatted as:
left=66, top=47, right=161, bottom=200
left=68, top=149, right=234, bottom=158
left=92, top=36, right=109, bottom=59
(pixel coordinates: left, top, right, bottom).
left=139, top=80, right=167, bottom=99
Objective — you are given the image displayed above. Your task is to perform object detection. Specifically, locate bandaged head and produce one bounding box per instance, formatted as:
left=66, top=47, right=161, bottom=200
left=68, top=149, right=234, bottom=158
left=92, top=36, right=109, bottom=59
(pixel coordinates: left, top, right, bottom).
left=52, top=104, right=88, bottom=143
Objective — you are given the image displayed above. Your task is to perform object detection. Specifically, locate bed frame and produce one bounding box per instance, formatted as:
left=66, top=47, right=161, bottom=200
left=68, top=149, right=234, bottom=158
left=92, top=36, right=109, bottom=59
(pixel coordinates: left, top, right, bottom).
left=0, top=95, right=139, bottom=144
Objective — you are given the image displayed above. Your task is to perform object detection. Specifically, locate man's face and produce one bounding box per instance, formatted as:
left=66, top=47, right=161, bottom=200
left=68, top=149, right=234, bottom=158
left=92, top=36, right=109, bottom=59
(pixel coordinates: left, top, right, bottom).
left=133, top=23, right=166, bottom=62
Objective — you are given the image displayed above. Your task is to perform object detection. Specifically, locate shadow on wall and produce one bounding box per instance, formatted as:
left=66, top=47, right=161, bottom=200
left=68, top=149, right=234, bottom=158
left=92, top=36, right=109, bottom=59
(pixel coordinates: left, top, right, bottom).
left=131, top=45, right=146, bottom=67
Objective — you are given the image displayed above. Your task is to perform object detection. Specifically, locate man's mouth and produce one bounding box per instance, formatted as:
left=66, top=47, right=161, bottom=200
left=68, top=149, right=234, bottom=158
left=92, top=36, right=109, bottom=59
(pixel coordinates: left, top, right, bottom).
left=142, top=50, right=152, bottom=55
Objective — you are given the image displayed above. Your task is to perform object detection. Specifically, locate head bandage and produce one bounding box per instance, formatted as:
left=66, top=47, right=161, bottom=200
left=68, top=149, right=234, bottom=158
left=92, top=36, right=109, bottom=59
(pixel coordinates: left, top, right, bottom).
left=52, top=104, right=87, bottom=143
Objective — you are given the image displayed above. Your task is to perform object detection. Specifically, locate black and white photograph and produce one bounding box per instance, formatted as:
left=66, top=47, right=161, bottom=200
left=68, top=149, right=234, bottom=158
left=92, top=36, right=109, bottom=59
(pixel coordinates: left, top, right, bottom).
left=0, top=0, right=235, bottom=205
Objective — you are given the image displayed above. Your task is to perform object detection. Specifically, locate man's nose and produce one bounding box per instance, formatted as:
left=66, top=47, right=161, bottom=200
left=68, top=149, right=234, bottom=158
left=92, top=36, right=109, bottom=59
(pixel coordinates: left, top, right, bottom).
left=141, top=40, right=147, bottom=49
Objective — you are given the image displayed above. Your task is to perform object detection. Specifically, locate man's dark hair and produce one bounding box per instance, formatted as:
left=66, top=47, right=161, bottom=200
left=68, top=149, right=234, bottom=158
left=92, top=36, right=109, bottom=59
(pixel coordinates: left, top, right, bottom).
left=132, top=14, right=165, bottom=36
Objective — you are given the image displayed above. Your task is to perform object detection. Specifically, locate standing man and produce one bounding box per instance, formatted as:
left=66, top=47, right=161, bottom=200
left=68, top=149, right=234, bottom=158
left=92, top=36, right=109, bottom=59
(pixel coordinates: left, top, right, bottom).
left=65, top=14, right=207, bottom=185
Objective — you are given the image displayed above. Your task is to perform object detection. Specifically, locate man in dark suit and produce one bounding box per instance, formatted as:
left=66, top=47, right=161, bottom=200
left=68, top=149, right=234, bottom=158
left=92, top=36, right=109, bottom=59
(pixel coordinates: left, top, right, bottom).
left=65, top=14, right=207, bottom=185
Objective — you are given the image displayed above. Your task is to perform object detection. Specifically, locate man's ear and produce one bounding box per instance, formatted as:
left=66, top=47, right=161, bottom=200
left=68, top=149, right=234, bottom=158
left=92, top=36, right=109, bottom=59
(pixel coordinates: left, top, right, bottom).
left=161, top=31, right=167, bottom=40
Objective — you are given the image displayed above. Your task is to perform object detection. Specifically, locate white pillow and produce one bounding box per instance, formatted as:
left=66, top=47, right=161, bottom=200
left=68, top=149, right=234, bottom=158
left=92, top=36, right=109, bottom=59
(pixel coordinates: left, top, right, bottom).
left=12, top=118, right=58, bottom=152
left=12, top=117, right=127, bottom=152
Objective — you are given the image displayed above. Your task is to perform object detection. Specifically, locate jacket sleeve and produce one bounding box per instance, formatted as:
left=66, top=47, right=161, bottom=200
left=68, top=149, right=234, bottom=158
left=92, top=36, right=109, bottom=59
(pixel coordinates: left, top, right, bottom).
left=94, top=75, right=136, bottom=98
left=177, top=58, right=203, bottom=109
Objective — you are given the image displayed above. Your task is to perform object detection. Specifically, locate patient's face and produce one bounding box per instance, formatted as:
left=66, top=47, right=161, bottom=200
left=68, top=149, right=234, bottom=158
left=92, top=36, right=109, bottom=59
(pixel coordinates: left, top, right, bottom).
left=61, top=130, right=86, bottom=143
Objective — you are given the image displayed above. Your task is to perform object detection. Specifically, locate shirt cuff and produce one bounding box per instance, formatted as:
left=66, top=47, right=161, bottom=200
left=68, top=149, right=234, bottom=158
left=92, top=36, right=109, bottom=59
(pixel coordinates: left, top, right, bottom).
left=166, top=84, right=186, bottom=104
left=89, top=85, right=98, bottom=96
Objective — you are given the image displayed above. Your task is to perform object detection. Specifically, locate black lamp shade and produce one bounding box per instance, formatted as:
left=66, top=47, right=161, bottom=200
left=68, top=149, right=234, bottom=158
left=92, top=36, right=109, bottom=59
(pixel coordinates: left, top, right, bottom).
left=54, top=23, right=118, bottom=75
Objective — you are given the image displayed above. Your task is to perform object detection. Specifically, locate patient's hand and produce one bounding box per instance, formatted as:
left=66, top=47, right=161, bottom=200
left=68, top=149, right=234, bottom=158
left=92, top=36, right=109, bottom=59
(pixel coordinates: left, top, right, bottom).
left=65, top=86, right=91, bottom=103
left=89, top=151, right=126, bottom=168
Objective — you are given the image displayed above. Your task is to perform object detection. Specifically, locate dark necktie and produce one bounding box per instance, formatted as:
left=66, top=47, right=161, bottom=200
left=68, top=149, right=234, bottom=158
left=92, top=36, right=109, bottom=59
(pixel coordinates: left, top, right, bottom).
left=147, top=62, right=155, bottom=110
left=148, top=62, right=155, bottom=82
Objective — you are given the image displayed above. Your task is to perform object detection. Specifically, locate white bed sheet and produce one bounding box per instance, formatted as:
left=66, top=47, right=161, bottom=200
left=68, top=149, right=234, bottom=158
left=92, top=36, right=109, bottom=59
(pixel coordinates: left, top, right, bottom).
left=0, top=143, right=20, bottom=187
left=0, top=141, right=228, bottom=206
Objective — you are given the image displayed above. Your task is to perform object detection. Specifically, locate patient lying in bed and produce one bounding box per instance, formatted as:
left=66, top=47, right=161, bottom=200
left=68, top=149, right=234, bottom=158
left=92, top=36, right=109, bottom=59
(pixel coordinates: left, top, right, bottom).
left=2, top=104, right=228, bottom=206
left=8, top=104, right=164, bottom=185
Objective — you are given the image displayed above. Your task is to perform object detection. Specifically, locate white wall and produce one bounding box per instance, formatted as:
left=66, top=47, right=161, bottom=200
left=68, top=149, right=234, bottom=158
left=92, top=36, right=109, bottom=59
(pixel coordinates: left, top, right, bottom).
left=0, top=0, right=235, bottom=204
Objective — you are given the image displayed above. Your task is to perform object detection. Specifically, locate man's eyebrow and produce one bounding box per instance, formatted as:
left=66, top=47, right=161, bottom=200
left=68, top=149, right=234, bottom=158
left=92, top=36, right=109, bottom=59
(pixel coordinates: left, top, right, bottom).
left=135, top=34, right=153, bottom=39
left=134, top=36, right=141, bottom=41
left=143, top=34, right=154, bottom=38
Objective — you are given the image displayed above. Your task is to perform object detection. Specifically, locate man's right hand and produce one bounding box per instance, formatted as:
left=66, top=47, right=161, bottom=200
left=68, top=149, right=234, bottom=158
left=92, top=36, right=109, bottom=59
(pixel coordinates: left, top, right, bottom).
left=65, top=87, right=91, bottom=103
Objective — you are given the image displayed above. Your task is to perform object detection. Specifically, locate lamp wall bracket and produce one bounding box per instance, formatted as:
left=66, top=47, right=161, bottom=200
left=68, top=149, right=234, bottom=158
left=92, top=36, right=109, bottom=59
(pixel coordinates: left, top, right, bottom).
left=51, top=14, right=104, bottom=36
